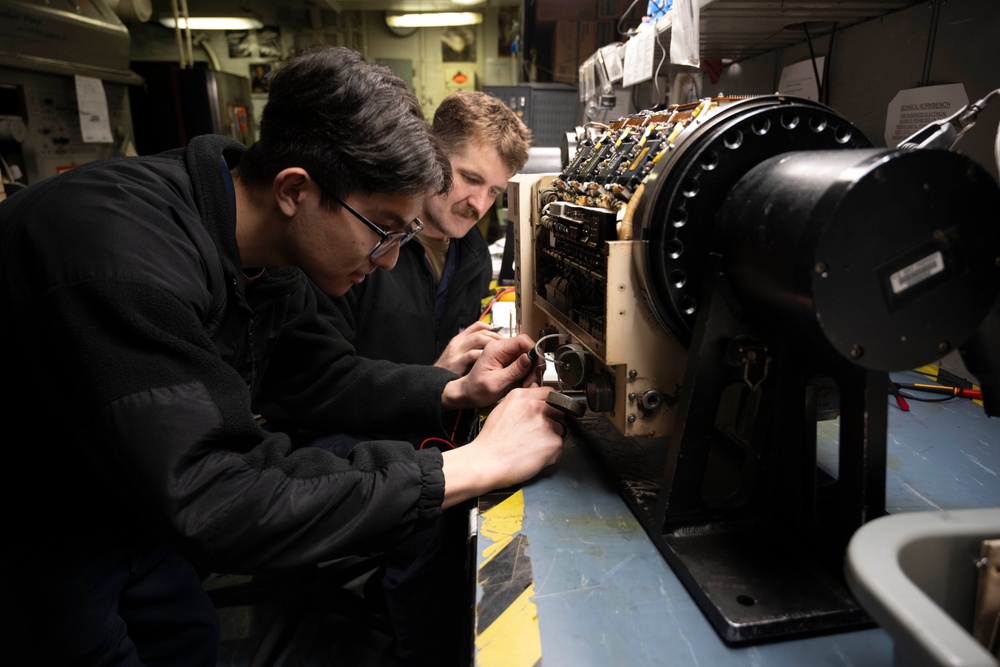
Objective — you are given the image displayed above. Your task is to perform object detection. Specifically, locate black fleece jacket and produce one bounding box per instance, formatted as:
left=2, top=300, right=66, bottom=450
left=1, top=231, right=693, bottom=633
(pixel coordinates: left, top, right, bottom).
left=322, top=229, right=493, bottom=368
left=0, top=135, right=458, bottom=573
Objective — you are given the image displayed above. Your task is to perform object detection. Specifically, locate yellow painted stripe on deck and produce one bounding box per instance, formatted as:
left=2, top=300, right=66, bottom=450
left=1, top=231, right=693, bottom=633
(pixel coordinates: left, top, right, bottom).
left=475, top=582, right=541, bottom=667
left=476, top=488, right=541, bottom=667
left=479, top=489, right=525, bottom=564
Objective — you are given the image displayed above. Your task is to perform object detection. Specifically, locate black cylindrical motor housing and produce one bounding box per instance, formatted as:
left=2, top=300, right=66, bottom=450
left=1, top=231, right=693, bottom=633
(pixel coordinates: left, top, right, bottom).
left=715, top=148, right=1000, bottom=371
left=635, top=95, right=873, bottom=346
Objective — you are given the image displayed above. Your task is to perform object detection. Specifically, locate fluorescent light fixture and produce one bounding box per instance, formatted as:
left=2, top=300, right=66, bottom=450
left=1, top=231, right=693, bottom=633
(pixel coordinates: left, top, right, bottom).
left=450, top=0, right=485, bottom=5
left=385, top=12, right=483, bottom=28
left=159, top=15, right=264, bottom=30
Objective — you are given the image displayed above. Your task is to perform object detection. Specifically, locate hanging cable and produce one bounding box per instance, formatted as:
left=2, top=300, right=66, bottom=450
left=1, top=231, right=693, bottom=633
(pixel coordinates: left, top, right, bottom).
left=194, top=34, right=222, bottom=71
left=995, top=108, right=1000, bottom=178
left=652, top=22, right=668, bottom=106
left=616, top=0, right=644, bottom=38
left=897, top=88, right=1000, bottom=151
left=801, top=23, right=823, bottom=102
left=179, top=0, right=194, bottom=68
left=169, top=0, right=186, bottom=68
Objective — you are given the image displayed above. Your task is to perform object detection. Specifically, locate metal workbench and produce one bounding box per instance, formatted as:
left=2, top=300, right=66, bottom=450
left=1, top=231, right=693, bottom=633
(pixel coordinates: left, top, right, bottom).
left=472, top=372, right=1000, bottom=666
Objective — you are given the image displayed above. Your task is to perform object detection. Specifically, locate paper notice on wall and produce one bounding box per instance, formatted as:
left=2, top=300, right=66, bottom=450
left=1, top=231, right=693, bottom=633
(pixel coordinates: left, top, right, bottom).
left=669, top=0, right=700, bottom=68
left=778, top=58, right=824, bottom=101
left=580, top=57, right=595, bottom=101
left=623, top=26, right=655, bottom=87
left=74, top=75, right=113, bottom=143
left=884, top=83, right=968, bottom=147
left=600, top=43, right=625, bottom=84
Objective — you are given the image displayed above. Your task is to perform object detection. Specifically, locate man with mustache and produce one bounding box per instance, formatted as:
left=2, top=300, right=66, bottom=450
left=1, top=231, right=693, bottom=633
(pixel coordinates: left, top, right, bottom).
left=0, top=48, right=563, bottom=666
left=325, top=90, right=532, bottom=379
left=313, top=90, right=533, bottom=666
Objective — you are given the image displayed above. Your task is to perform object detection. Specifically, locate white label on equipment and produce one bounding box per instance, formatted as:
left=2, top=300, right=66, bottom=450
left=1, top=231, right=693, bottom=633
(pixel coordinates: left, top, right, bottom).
left=890, top=251, right=944, bottom=294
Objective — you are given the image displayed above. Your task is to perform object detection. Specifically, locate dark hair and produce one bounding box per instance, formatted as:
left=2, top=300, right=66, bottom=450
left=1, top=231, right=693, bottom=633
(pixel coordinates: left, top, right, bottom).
left=432, top=90, right=533, bottom=173
left=236, top=46, right=450, bottom=206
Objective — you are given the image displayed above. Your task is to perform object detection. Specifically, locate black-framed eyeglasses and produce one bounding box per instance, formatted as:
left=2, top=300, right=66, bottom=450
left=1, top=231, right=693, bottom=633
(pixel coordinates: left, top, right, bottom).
left=330, top=193, right=424, bottom=259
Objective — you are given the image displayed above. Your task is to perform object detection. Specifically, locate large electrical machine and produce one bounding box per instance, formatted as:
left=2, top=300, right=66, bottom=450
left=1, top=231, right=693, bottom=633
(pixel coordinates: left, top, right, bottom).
left=511, top=93, right=1000, bottom=644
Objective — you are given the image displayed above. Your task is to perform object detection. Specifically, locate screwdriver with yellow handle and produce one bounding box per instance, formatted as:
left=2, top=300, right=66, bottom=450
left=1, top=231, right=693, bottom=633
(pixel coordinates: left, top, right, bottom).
left=895, top=383, right=983, bottom=400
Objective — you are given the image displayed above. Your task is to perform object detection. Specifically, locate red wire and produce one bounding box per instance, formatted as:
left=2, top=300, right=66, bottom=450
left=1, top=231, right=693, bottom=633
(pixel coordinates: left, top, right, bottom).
left=419, top=437, right=455, bottom=450
left=450, top=408, right=463, bottom=441
left=417, top=410, right=465, bottom=450
left=480, top=287, right=516, bottom=322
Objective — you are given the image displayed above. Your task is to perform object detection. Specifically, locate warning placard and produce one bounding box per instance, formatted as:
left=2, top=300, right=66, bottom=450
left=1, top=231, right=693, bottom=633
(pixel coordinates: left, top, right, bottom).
left=885, top=83, right=968, bottom=147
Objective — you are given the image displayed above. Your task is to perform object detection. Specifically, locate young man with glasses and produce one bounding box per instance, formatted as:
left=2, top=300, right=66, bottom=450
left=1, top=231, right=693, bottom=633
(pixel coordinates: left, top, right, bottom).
left=329, top=191, right=424, bottom=260
left=324, top=90, right=533, bottom=377
left=312, top=89, right=534, bottom=667
left=0, top=46, right=564, bottom=666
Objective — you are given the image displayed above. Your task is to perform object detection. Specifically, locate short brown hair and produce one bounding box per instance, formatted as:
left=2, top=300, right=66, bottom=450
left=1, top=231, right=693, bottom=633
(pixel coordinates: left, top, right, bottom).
left=432, top=90, right=533, bottom=174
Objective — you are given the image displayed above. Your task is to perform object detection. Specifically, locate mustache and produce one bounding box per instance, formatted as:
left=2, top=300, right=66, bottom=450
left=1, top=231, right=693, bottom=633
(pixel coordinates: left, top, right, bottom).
left=451, top=203, right=479, bottom=218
